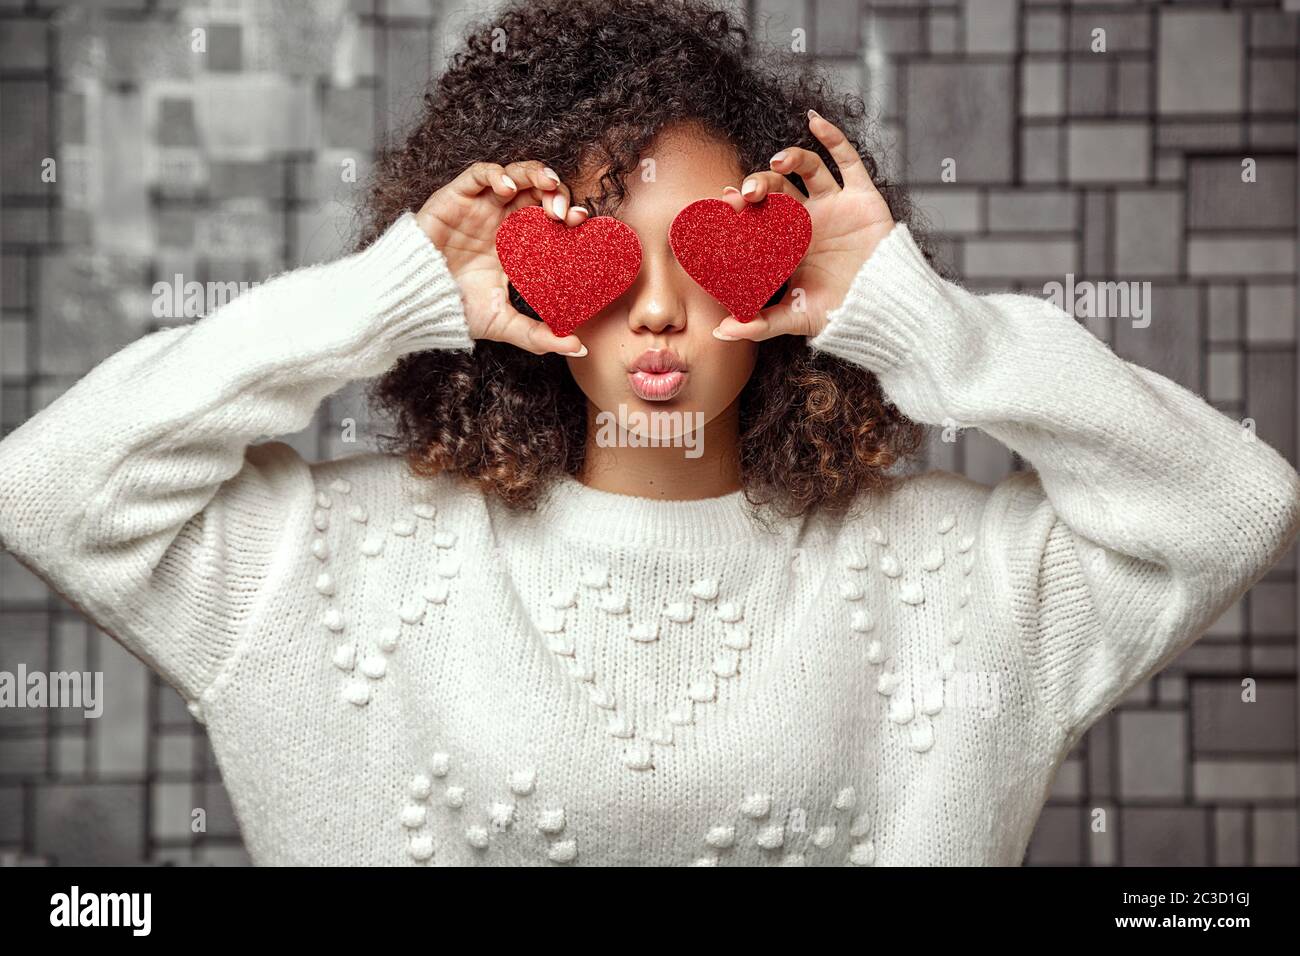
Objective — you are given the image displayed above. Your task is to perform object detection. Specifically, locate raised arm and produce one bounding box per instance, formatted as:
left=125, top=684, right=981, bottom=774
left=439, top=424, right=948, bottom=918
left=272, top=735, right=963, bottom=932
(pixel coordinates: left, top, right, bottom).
left=807, top=220, right=1300, bottom=740
left=0, top=212, right=474, bottom=706
left=0, top=153, right=597, bottom=710
left=712, top=112, right=1300, bottom=743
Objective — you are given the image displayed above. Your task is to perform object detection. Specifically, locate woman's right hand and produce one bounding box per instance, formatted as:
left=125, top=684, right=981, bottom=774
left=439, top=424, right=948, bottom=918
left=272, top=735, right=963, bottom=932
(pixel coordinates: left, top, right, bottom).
left=414, top=160, right=590, bottom=356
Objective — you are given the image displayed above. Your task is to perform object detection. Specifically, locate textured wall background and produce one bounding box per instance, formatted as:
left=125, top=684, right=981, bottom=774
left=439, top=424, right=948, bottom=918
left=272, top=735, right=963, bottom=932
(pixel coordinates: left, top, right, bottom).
left=0, top=0, right=1297, bottom=866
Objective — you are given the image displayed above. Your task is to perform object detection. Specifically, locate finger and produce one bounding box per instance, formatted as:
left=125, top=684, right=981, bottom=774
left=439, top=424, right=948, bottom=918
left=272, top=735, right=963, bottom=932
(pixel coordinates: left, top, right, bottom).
left=806, top=109, right=874, bottom=193
left=503, top=159, right=562, bottom=191
left=712, top=313, right=776, bottom=342
left=712, top=299, right=818, bottom=342
left=769, top=145, right=839, bottom=200
left=492, top=307, right=587, bottom=357
left=502, top=184, right=570, bottom=221
left=737, top=171, right=804, bottom=205
left=503, top=160, right=571, bottom=220
left=720, top=185, right=746, bottom=212
left=440, top=161, right=518, bottom=205
left=500, top=187, right=585, bottom=226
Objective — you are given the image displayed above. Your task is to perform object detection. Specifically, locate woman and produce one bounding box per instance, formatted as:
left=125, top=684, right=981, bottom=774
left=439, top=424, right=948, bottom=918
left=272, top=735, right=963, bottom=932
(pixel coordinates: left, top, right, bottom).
left=1, top=0, right=1296, bottom=866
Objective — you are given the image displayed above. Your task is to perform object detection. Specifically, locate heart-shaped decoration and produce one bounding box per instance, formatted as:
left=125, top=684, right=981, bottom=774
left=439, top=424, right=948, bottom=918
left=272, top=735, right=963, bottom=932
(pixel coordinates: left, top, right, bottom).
left=669, top=193, right=812, bottom=322
left=495, top=205, right=643, bottom=337
left=537, top=567, right=755, bottom=772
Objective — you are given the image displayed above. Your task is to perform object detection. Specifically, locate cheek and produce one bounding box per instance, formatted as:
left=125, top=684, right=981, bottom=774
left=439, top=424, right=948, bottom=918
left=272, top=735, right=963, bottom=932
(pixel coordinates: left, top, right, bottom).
left=563, top=322, right=626, bottom=398
left=695, top=341, right=759, bottom=404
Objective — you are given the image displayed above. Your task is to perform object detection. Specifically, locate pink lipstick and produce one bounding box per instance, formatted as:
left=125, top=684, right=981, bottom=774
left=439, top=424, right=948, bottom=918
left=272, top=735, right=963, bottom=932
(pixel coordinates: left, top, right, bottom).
left=628, top=348, right=687, bottom=401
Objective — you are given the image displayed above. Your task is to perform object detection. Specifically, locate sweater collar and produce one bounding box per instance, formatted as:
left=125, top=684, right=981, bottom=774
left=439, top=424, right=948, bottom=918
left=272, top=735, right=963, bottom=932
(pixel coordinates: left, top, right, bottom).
left=527, top=472, right=788, bottom=550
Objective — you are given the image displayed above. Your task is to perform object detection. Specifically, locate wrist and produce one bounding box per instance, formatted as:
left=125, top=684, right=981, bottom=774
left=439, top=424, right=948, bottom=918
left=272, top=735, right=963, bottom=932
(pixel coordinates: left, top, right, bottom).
left=806, top=220, right=899, bottom=338
left=347, top=212, right=476, bottom=366
left=807, top=221, right=945, bottom=374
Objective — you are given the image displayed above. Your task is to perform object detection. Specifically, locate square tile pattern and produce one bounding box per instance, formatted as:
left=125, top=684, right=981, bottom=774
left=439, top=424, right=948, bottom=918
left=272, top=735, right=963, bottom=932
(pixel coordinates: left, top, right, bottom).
left=0, top=0, right=1296, bottom=866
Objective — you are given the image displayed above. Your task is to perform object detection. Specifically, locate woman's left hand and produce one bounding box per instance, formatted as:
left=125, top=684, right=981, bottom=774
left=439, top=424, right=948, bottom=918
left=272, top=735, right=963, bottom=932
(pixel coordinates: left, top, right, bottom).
left=713, top=110, right=896, bottom=342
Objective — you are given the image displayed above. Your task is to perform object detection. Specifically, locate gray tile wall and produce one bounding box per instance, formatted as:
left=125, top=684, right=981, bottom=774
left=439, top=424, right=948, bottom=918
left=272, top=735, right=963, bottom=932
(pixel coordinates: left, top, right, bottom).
left=0, top=0, right=1296, bottom=866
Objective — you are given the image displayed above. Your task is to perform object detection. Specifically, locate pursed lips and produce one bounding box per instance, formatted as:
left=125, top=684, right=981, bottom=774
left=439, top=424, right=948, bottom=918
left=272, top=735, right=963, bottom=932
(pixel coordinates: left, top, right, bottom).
left=628, top=348, right=687, bottom=400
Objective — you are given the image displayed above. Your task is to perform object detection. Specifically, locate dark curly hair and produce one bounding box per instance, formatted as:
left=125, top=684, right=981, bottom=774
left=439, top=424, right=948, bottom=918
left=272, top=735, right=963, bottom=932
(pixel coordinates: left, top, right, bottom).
left=360, top=0, right=935, bottom=517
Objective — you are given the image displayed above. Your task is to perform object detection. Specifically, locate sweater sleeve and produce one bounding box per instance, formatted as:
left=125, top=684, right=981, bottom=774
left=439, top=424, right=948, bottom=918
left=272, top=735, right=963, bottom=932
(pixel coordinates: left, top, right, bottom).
left=0, top=212, right=475, bottom=707
left=809, top=222, right=1300, bottom=742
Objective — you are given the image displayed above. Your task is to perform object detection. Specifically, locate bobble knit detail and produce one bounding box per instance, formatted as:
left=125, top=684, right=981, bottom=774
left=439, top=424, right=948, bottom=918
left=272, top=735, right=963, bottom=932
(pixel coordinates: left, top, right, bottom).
left=0, top=213, right=1296, bottom=866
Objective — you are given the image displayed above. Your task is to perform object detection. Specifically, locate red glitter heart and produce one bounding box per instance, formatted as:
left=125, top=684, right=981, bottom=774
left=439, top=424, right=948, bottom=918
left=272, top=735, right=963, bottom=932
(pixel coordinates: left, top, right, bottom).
left=669, top=193, right=813, bottom=322
left=495, top=206, right=643, bottom=337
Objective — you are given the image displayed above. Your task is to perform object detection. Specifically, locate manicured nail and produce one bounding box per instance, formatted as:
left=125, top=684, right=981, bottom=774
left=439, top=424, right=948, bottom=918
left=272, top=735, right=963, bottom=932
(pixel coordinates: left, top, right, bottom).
left=712, top=327, right=739, bottom=341
left=722, top=185, right=740, bottom=194
left=553, top=193, right=568, bottom=217
left=562, top=344, right=587, bottom=357
left=570, top=205, right=588, bottom=217
left=807, top=109, right=821, bottom=121
left=501, top=174, right=517, bottom=190
left=741, top=179, right=757, bottom=197
left=770, top=151, right=787, bottom=165
left=542, top=166, right=561, bottom=183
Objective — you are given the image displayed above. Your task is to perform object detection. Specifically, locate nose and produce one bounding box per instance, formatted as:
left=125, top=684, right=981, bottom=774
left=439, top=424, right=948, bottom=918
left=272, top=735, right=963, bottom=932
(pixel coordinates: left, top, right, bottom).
left=625, top=249, right=687, bottom=335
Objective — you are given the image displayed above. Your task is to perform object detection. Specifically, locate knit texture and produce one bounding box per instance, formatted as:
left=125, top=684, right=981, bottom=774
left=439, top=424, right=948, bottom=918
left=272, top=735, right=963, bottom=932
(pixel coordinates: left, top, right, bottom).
left=1, top=212, right=1297, bottom=866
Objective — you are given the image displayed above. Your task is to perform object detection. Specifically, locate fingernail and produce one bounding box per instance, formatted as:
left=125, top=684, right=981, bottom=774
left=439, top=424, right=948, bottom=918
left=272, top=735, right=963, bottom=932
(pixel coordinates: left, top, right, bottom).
left=807, top=109, right=821, bottom=121
left=501, top=174, right=517, bottom=190
left=562, top=344, right=587, bottom=357
left=741, top=179, right=757, bottom=197
left=553, top=193, right=568, bottom=218
left=712, top=328, right=739, bottom=341
left=770, top=151, right=787, bottom=165
left=722, top=185, right=740, bottom=194
left=571, top=205, right=588, bottom=217
left=542, top=166, right=561, bottom=183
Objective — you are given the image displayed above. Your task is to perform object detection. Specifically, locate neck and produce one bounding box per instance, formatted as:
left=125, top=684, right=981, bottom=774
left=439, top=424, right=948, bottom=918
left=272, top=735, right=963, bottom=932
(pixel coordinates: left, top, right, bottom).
left=578, top=396, right=743, bottom=500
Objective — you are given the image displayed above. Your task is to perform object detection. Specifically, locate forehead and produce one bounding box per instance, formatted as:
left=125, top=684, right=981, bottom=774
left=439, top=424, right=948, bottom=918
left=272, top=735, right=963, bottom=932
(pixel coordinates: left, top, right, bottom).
left=573, top=123, right=746, bottom=230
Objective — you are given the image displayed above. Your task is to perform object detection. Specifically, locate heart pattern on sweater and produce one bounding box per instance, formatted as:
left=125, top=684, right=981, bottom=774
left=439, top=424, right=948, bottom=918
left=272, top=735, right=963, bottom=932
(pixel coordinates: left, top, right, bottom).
left=309, top=474, right=982, bottom=775
left=833, top=512, right=980, bottom=754
left=692, top=784, right=877, bottom=866
left=309, top=479, right=462, bottom=708
left=398, top=750, right=880, bottom=865
left=535, top=566, right=755, bottom=772
left=400, top=753, right=577, bottom=865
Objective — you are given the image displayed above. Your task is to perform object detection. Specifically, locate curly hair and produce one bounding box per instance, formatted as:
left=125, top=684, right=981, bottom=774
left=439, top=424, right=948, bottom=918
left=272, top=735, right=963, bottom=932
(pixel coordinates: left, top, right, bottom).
left=360, top=0, right=935, bottom=517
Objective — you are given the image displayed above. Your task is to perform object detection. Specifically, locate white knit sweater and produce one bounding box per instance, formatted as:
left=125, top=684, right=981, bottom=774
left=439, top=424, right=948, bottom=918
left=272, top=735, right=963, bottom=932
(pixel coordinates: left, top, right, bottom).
left=1, top=212, right=1297, bottom=867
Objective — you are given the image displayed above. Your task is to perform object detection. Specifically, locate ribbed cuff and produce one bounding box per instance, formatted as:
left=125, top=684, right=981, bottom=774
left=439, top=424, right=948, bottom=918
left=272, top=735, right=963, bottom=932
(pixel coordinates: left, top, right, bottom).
left=345, top=211, right=476, bottom=363
left=807, top=222, right=952, bottom=375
